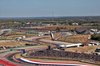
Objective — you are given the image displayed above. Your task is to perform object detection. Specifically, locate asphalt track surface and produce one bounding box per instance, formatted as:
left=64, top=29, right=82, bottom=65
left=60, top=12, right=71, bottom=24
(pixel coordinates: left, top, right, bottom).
left=6, top=52, right=33, bottom=66
left=0, top=51, right=22, bottom=66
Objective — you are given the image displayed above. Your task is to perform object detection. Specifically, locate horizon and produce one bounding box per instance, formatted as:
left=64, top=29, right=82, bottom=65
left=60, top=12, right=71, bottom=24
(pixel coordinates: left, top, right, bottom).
left=0, top=15, right=100, bottom=18
left=0, top=0, right=100, bottom=17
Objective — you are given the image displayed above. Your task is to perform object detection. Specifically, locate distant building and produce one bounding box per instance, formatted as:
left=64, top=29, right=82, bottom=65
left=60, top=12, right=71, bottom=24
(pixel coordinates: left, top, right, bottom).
left=72, top=23, right=79, bottom=25
left=42, top=24, right=51, bottom=26
left=95, top=31, right=100, bottom=34
left=82, top=23, right=100, bottom=26
left=76, top=27, right=90, bottom=34
left=26, top=22, right=31, bottom=24
left=90, top=29, right=98, bottom=32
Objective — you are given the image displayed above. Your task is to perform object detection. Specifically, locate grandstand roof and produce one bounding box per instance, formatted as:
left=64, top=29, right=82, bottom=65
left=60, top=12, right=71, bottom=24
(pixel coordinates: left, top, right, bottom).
left=76, top=27, right=88, bottom=33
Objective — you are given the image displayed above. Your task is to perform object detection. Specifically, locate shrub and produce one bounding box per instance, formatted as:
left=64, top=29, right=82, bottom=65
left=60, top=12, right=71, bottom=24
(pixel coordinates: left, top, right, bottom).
left=91, top=34, right=100, bottom=41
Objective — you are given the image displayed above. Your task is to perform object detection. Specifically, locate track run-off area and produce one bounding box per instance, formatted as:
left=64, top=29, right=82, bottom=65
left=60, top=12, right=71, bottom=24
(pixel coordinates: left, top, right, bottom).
left=0, top=36, right=98, bottom=66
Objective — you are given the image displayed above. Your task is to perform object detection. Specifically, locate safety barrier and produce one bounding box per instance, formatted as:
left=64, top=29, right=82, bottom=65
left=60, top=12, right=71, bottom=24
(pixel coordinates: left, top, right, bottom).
left=10, top=49, right=25, bottom=54
left=14, top=58, right=89, bottom=66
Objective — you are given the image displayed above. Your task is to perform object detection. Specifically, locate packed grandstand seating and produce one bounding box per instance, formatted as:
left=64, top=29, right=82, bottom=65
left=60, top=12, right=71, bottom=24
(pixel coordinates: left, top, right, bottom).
left=29, top=50, right=100, bottom=62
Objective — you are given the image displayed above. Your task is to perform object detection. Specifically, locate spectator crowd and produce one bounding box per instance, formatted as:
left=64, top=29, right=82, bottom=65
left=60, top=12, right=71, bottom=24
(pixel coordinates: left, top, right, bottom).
left=29, top=50, right=100, bottom=62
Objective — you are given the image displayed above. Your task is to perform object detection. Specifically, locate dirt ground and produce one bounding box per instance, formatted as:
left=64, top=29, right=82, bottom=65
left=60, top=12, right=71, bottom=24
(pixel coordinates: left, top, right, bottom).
left=0, top=30, right=38, bottom=47
left=15, top=45, right=47, bottom=51
left=0, top=31, right=2, bottom=34
left=59, top=34, right=92, bottom=43
left=8, top=31, right=26, bottom=35
left=65, top=45, right=100, bottom=53
left=45, top=32, right=91, bottom=44
left=28, top=25, right=89, bottom=30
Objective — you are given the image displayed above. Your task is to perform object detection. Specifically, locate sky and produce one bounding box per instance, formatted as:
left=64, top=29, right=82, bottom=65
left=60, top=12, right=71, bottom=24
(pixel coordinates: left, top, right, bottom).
left=0, top=0, right=100, bottom=17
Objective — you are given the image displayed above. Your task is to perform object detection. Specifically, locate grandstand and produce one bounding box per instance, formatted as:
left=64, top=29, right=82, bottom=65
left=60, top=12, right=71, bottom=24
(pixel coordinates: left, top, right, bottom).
left=28, top=49, right=100, bottom=63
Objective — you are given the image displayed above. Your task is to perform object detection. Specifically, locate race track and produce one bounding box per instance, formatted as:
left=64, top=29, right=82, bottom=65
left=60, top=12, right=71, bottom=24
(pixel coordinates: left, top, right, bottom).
left=0, top=36, right=95, bottom=66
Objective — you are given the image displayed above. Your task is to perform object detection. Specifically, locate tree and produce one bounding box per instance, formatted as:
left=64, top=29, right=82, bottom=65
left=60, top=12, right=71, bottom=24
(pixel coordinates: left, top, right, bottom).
left=56, top=27, right=60, bottom=30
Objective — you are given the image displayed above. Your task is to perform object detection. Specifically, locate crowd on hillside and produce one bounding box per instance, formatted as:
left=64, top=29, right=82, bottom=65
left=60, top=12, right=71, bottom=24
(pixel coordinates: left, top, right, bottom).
left=29, top=50, right=100, bottom=62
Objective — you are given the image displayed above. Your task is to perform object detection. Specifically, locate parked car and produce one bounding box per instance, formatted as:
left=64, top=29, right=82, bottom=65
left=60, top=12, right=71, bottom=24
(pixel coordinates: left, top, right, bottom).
left=88, top=43, right=95, bottom=46
left=88, top=42, right=100, bottom=46
left=91, top=42, right=100, bottom=45
left=95, top=48, right=100, bottom=52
